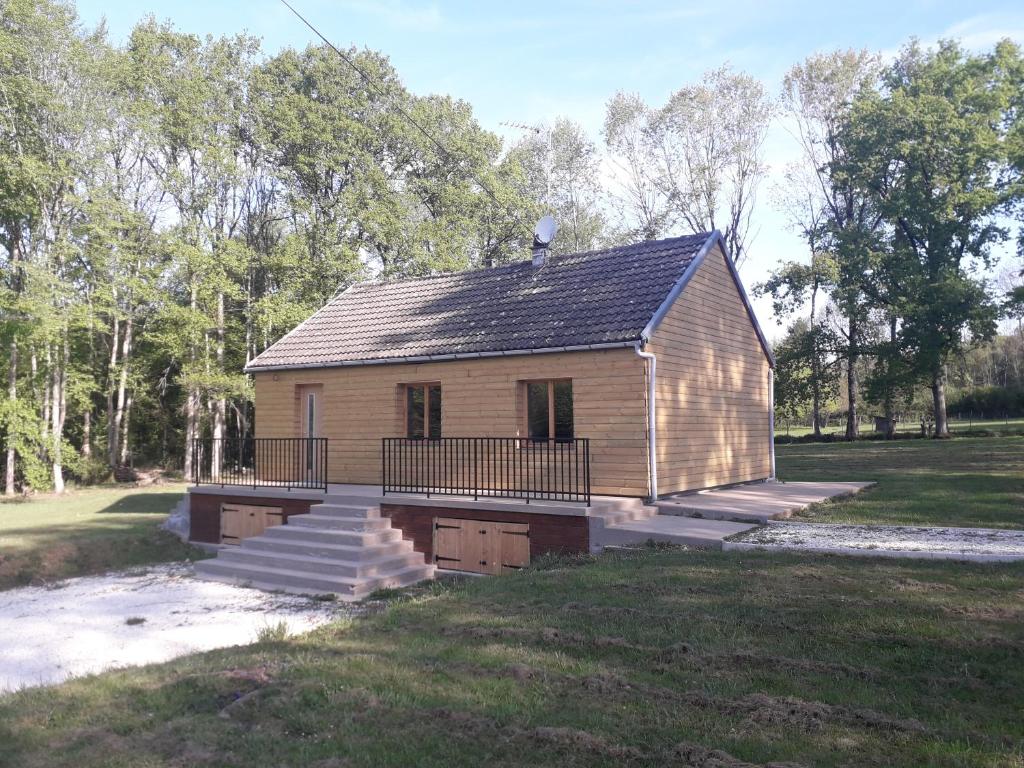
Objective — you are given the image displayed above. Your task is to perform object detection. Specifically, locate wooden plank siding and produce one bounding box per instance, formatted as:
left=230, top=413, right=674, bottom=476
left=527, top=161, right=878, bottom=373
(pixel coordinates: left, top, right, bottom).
left=647, top=244, right=772, bottom=493
left=253, top=347, right=650, bottom=497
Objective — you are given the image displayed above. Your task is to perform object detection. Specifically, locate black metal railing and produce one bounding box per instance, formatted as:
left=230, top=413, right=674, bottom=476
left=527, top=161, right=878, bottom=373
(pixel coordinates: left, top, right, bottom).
left=382, top=437, right=591, bottom=504
left=192, top=437, right=328, bottom=492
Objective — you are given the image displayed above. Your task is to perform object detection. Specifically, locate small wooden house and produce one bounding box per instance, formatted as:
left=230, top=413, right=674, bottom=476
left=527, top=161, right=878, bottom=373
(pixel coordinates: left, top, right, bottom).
left=190, top=230, right=776, bottom=596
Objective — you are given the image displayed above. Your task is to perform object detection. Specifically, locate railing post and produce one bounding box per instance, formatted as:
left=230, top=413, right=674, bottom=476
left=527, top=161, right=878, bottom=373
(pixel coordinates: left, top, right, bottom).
left=584, top=438, right=591, bottom=506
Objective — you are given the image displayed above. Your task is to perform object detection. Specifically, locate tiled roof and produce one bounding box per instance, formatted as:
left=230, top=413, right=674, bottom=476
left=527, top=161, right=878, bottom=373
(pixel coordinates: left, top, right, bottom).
left=247, top=233, right=716, bottom=370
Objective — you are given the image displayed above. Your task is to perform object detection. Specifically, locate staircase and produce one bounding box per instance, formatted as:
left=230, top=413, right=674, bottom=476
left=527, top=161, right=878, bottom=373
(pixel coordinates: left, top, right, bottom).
left=587, top=498, right=658, bottom=552
left=194, top=493, right=434, bottom=600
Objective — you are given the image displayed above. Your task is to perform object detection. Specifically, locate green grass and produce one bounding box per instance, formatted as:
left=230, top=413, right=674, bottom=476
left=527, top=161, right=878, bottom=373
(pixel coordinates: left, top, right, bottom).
left=1, top=549, right=1022, bottom=767
left=777, top=416, right=1024, bottom=438
left=776, top=435, right=1024, bottom=529
left=0, top=484, right=208, bottom=590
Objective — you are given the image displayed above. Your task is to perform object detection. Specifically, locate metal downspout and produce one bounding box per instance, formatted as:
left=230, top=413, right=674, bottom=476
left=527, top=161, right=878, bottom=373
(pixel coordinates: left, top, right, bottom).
left=635, top=344, right=658, bottom=501
left=769, top=368, right=776, bottom=479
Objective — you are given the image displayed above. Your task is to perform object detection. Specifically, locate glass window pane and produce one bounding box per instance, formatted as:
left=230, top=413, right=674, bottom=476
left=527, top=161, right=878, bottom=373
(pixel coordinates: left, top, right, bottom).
left=527, top=382, right=549, bottom=440
left=407, top=385, right=424, bottom=439
left=553, top=380, right=573, bottom=439
left=428, top=385, right=442, bottom=439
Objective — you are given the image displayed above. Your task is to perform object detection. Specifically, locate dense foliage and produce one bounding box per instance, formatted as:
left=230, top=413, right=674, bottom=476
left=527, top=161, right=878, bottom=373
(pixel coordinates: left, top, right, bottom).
left=1, top=0, right=545, bottom=493
left=761, top=42, right=1024, bottom=436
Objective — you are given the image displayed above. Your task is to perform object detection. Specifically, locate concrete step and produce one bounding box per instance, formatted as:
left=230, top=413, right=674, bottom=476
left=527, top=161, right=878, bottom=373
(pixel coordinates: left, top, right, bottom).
left=588, top=502, right=659, bottom=529
left=242, top=534, right=412, bottom=561
left=592, top=514, right=757, bottom=551
left=656, top=498, right=777, bottom=524
left=217, top=547, right=427, bottom=579
left=289, top=514, right=391, bottom=531
left=194, top=558, right=434, bottom=599
left=322, top=494, right=385, bottom=507
left=262, top=525, right=402, bottom=547
left=286, top=518, right=389, bottom=536
left=313, top=503, right=381, bottom=519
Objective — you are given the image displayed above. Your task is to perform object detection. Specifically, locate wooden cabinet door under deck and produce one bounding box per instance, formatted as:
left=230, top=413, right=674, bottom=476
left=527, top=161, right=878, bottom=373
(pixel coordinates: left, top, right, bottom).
left=220, top=504, right=284, bottom=544
left=433, top=517, right=530, bottom=575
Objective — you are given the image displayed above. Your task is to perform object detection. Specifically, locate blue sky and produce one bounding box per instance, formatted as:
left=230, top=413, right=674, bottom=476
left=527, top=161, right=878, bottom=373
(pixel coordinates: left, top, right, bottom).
left=74, top=0, right=1024, bottom=333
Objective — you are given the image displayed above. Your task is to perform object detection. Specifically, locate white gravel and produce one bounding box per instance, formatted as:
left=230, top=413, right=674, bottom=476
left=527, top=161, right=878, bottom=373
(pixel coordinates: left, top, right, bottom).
left=0, top=563, right=354, bottom=693
left=725, top=521, right=1024, bottom=562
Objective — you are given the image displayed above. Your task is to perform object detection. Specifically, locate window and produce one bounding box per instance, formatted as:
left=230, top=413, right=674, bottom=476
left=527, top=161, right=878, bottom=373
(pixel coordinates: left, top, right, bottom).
left=406, top=383, right=441, bottom=439
left=526, top=380, right=573, bottom=441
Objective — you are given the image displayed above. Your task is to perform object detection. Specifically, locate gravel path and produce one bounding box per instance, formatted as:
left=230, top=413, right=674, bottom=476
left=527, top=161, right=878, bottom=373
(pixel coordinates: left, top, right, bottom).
left=724, top=521, right=1024, bottom=561
left=0, top=563, right=357, bottom=693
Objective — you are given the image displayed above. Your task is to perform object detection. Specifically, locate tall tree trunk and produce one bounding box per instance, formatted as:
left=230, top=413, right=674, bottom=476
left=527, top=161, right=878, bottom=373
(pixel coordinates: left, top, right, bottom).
left=120, top=392, right=133, bottom=466
left=41, top=345, right=51, bottom=447
left=183, top=282, right=199, bottom=482
left=107, top=303, right=120, bottom=467
left=809, top=284, right=822, bottom=437
left=932, top=364, right=949, bottom=438
left=884, top=317, right=897, bottom=439
left=845, top=317, right=859, bottom=440
left=82, top=410, right=92, bottom=459
left=211, top=292, right=226, bottom=479
left=4, top=232, right=21, bottom=496
left=113, top=315, right=133, bottom=467
left=4, top=341, right=16, bottom=496
left=51, top=336, right=68, bottom=494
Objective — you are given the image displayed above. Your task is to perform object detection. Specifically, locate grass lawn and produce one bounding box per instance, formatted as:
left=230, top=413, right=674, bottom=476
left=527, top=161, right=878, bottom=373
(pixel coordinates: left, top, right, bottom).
left=777, top=416, right=1024, bottom=438
left=0, top=484, right=207, bottom=591
left=776, top=435, right=1024, bottom=529
left=1, top=548, right=1022, bottom=767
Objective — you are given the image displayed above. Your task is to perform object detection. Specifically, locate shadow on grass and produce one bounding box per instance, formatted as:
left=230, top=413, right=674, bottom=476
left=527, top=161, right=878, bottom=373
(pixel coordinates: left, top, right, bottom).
left=98, top=491, right=185, bottom=515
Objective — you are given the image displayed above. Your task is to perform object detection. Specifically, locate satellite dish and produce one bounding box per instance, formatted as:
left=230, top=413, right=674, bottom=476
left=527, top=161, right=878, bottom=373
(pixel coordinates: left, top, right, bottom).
left=533, top=215, right=558, bottom=247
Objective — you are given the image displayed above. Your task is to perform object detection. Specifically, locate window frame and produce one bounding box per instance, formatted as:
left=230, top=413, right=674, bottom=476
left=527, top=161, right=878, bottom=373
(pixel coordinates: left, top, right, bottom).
left=403, top=381, right=442, bottom=440
left=523, top=378, right=574, bottom=442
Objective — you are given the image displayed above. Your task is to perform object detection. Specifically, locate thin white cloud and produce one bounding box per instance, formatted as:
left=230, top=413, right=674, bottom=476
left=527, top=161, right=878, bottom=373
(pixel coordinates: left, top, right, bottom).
left=879, top=11, right=1024, bottom=60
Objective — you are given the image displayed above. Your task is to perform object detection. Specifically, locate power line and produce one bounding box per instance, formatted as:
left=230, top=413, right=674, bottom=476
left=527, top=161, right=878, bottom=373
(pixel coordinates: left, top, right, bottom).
left=278, top=0, right=533, bottom=238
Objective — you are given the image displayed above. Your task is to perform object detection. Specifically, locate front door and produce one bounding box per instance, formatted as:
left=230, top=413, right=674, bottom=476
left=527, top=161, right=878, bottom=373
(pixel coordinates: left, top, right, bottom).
left=298, top=385, right=323, bottom=484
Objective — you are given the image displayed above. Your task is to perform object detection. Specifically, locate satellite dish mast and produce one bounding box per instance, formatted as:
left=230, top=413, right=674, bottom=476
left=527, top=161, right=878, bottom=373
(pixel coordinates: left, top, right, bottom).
left=532, top=215, right=558, bottom=267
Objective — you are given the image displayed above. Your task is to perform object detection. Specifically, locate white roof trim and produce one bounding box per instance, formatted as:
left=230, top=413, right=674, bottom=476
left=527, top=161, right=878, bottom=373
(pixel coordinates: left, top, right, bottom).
left=639, top=230, right=775, bottom=368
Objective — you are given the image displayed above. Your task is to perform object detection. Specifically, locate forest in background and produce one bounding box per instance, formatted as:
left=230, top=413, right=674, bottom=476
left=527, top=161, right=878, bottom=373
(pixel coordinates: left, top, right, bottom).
left=2, top=0, right=1023, bottom=493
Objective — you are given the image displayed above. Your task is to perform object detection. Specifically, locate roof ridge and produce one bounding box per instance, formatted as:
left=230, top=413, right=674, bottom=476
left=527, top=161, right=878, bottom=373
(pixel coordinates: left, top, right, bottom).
left=345, top=232, right=714, bottom=293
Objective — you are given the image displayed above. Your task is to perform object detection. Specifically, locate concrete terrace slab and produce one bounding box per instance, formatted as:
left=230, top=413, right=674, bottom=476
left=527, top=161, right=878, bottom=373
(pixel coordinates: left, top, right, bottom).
left=594, top=516, right=757, bottom=550
left=724, top=522, right=1024, bottom=562
left=657, top=480, right=875, bottom=524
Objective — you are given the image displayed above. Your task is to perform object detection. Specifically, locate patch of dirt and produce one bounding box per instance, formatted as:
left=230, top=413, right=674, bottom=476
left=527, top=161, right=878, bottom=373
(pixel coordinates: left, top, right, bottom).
left=891, top=578, right=958, bottom=593
left=941, top=603, right=1024, bottom=621
left=671, top=741, right=806, bottom=768
left=725, top=693, right=928, bottom=735
left=442, top=624, right=652, bottom=653
left=507, top=663, right=544, bottom=682
left=529, top=726, right=644, bottom=760
left=561, top=601, right=644, bottom=617
left=703, top=651, right=879, bottom=681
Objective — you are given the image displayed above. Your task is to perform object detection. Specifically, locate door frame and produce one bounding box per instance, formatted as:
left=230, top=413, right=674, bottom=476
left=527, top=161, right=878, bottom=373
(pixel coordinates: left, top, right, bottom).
left=296, top=384, right=324, bottom=482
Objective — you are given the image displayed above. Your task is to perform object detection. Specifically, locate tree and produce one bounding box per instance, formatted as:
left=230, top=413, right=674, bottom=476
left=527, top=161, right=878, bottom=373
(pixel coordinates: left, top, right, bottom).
left=603, top=92, right=671, bottom=241
left=654, top=66, right=773, bottom=265
left=779, top=49, right=882, bottom=439
left=771, top=319, right=839, bottom=429
left=507, top=118, right=606, bottom=253
left=840, top=40, right=1024, bottom=436
left=757, top=247, right=838, bottom=436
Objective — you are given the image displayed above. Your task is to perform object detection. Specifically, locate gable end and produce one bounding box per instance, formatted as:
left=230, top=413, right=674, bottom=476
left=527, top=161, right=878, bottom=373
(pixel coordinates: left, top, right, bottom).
left=640, top=230, right=775, bottom=367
